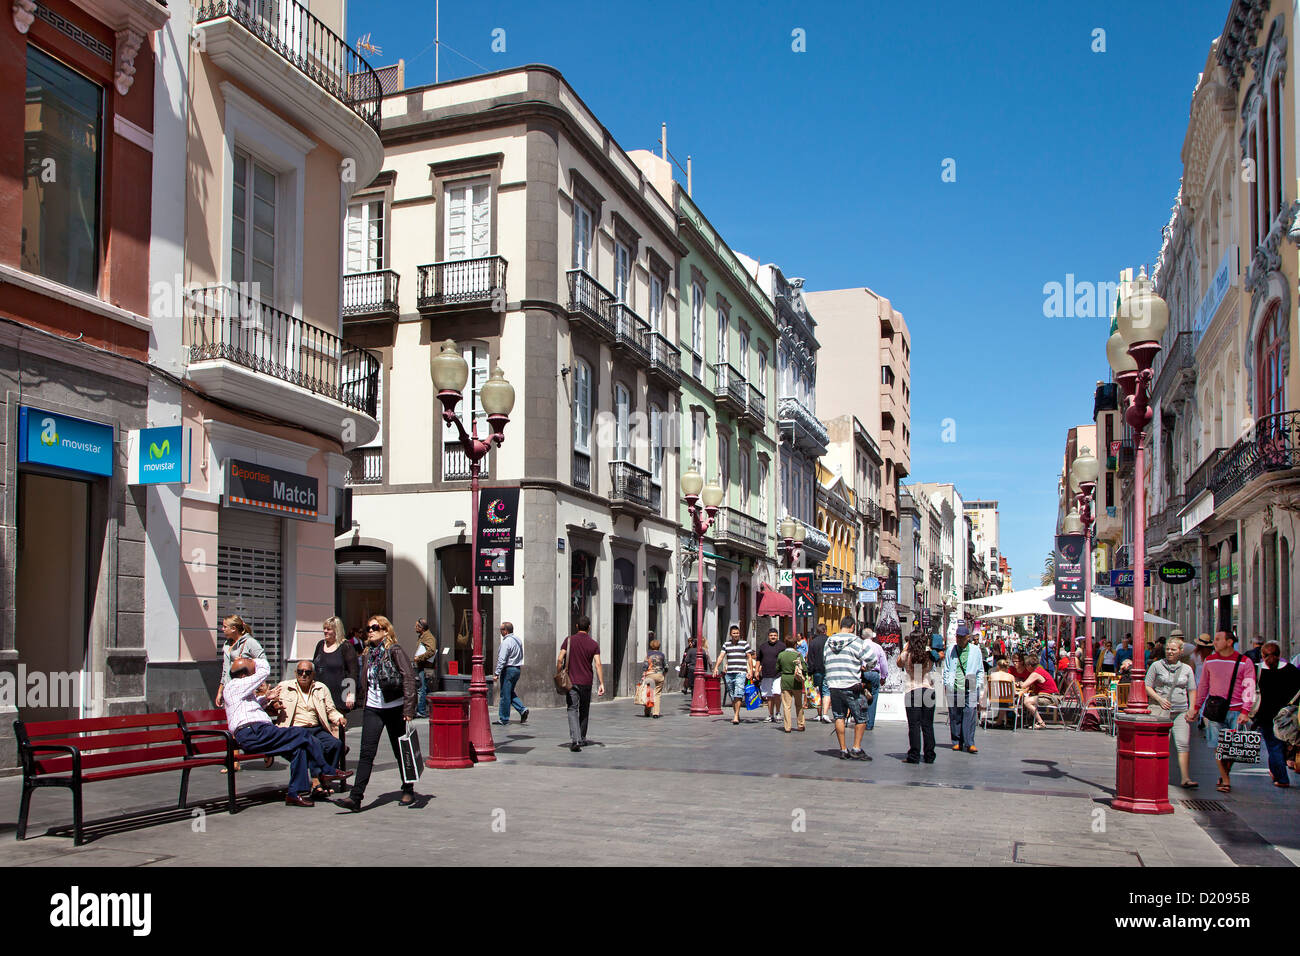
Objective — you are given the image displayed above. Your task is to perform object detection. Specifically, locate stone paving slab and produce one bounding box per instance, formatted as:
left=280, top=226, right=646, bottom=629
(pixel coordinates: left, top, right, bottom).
left=0, top=697, right=1287, bottom=867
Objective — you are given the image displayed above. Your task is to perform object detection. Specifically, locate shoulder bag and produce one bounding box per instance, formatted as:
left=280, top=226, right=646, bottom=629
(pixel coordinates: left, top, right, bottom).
left=1274, top=687, right=1300, bottom=746
left=554, top=638, right=574, bottom=695
left=375, top=647, right=404, bottom=702
left=1202, top=655, right=1242, bottom=724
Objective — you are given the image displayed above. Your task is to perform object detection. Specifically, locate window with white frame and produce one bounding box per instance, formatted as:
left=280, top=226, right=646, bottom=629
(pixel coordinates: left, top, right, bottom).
left=650, top=403, right=664, bottom=483
left=445, top=181, right=490, bottom=261
left=717, top=309, right=729, bottom=366
left=739, top=329, right=749, bottom=380
left=691, top=283, right=705, bottom=351
left=718, top=431, right=730, bottom=504
left=649, top=273, right=664, bottom=332
left=758, top=457, right=769, bottom=520
left=574, top=360, right=593, bottom=452
left=231, top=148, right=276, bottom=301
left=615, top=241, right=632, bottom=305
left=345, top=199, right=384, bottom=273
left=573, top=201, right=594, bottom=271
left=739, top=444, right=751, bottom=507
left=757, top=350, right=768, bottom=399
left=691, top=408, right=706, bottom=469
left=615, top=383, right=631, bottom=460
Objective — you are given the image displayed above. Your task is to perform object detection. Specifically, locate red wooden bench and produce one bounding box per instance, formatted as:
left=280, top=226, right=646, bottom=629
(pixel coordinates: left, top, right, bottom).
left=14, top=710, right=269, bottom=846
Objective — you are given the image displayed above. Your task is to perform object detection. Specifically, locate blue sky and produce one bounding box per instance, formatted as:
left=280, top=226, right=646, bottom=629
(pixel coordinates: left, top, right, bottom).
left=354, top=0, right=1232, bottom=589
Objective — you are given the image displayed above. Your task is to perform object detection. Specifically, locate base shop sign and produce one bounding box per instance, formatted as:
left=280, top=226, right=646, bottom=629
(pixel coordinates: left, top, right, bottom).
left=1214, top=729, right=1262, bottom=763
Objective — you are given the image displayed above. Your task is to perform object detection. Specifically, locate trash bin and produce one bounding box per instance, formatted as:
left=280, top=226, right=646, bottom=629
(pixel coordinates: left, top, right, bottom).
left=703, top=674, right=722, bottom=715
left=426, top=691, right=473, bottom=769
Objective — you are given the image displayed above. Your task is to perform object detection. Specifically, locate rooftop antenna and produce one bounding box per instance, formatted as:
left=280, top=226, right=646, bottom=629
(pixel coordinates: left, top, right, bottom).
left=657, top=123, right=694, bottom=196
left=435, top=0, right=440, bottom=83
left=357, top=33, right=383, bottom=57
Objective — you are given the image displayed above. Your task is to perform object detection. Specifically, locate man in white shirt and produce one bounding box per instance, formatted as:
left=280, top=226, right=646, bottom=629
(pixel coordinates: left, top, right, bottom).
left=225, top=657, right=346, bottom=807
left=861, top=628, right=888, bottom=731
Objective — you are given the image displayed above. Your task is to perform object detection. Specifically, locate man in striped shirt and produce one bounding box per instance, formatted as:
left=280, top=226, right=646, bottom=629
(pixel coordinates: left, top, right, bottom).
left=824, top=615, right=872, bottom=760
left=713, top=625, right=753, bottom=725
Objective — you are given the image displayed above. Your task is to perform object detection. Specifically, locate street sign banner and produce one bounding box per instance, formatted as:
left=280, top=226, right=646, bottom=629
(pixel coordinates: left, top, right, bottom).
left=819, top=579, right=843, bottom=594
left=1158, top=561, right=1195, bottom=584
left=1054, top=534, right=1085, bottom=601
left=792, top=571, right=816, bottom=616
left=475, top=488, right=520, bottom=586
left=1110, top=569, right=1152, bottom=587
left=863, top=577, right=880, bottom=591
left=778, top=569, right=793, bottom=588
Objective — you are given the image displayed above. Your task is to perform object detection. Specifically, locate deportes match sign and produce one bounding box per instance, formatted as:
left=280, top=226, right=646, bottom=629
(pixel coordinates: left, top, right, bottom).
left=225, top=459, right=318, bottom=520
left=475, top=488, right=520, bottom=587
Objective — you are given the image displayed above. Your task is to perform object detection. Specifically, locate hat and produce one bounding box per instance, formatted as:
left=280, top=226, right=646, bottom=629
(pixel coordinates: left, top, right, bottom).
left=1194, top=633, right=1213, bottom=648
left=1169, top=628, right=1184, bottom=639
left=956, top=624, right=969, bottom=637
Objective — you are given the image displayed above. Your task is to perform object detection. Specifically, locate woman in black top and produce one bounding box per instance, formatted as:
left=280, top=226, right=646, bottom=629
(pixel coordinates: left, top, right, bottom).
left=1253, top=642, right=1300, bottom=787
left=313, top=616, right=358, bottom=769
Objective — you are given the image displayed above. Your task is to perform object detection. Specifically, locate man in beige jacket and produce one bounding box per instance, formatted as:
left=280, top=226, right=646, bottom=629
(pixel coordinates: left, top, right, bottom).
left=266, top=660, right=349, bottom=796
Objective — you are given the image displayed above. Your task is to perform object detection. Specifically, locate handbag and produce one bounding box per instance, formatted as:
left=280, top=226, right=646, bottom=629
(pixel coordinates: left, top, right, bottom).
left=1274, top=687, right=1300, bottom=746
left=455, top=609, right=471, bottom=650
left=635, top=682, right=649, bottom=706
left=1203, top=655, right=1242, bottom=724
left=374, top=648, right=404, bottom=702
left=554, top=638, right=574, bottom=694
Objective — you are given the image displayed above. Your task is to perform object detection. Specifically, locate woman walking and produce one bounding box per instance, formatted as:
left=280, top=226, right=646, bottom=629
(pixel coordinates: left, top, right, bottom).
left=335, top=615, right=419, bottom=811
left=899, top=630, right=937, bottom=763
left=639, top=638, right=667, bottom=718
left=313, top=616, right=358, bottom=770
left=1145, top=635, right=1198, bottom=789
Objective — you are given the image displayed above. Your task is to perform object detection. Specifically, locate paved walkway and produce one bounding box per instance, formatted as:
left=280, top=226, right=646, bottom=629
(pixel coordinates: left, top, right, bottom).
left=0, top=695, right=1293, bottom=866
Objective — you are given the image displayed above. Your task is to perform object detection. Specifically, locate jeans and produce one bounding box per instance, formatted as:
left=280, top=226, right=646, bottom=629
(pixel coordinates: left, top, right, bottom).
left=498, top=665, right=527, bottom=722
left=946, top=688, right=978, bottom=748
left=1260, top=724, right=1291, bottom=784
left=350, top=706, right=414, bottom=799
left=863, top=670, right=881, bottom=729
left=309, top=727, right=342, bottom=775
left=416, top=669, right=431, bottom=718
left=233, top=722, right=328, bottom=798
left=566, top=684, right=593, bottom=744
left=904, top=702, right=936, bottom=761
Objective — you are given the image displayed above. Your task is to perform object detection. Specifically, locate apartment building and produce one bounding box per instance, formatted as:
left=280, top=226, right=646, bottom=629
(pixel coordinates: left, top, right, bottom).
left=814, top=461, right=858, bottom=634
left=965, top=500, right=1002, bottom=594
left=341, top=65, right=685, bottom=703
left=824, top=414, right=883, bottom=594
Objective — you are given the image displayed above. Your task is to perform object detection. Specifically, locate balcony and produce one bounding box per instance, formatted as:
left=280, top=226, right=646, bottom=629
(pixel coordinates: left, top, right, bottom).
left=608, top=460, right=655, bottom=514
left=1185, top=448, right=1226, bottom=503
left=796, top=517, right=831, bottom=559
left=183, top=284, right=379, bottom=445
left=343, top=270, right=399, bottom=320
left=778, top=396, right=829, bottom=456
left=1093, top=382, right=1119, bottom=418
left=417, top=257, right=507, bottom=311
left=1151, top=331, right=1196, bottom=406
left=345, top=447, right=382, bottom=485
left=1210, top=410, right=1300, bottom=510
left=573, top=450, right=592, bottom=491
left=610, top=304, right=651, bottom=367
left=742, top=383, right=766, bottom=430
left=195, top=1, right=382, bottom=184
left=566, top=270, right=616, bottom=340
left=859, top=498, right=881, bottom=526
left=1115, top=544, right=1131, bottom=570
left=712, top=506, right=768, bottom=557
left=442, top=444, right=472, bottom=481
left=1116, top=439, right=1135, bottom=477
left=712, top=363, right=747, bottom=414
left=646, top=331, right=681, bottom=388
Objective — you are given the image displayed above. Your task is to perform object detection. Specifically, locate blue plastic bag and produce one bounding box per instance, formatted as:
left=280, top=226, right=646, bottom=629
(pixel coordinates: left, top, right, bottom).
left=743, top=682, right=763, bottom=710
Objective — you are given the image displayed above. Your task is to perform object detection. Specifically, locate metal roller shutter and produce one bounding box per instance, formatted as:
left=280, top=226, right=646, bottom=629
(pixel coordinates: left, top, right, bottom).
left=218, top=508, right=283, bottom=677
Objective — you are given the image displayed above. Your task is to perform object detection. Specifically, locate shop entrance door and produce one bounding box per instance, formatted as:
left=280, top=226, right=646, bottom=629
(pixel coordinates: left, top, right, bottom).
left=16, top=473, right=90, bottom=721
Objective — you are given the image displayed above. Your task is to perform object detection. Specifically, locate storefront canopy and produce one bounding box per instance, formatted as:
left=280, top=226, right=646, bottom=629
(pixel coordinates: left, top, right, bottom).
left=974, top=586, right=1175, bottom=624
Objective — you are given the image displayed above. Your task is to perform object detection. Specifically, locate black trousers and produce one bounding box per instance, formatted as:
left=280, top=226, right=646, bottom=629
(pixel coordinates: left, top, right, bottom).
left=350, top=706, right=413, bottom=798
left=904, top=703, right=936, bottom=761
left=566, top=684, right=593, bottom=744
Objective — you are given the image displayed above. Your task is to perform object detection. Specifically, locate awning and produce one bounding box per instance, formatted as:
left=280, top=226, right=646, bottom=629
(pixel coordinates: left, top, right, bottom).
left=756, top=583, right=793, bottom=618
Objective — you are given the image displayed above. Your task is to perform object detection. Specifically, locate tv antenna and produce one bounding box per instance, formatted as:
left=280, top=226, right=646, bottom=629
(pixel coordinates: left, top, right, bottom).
left=357, top=33, right=383, bottom=57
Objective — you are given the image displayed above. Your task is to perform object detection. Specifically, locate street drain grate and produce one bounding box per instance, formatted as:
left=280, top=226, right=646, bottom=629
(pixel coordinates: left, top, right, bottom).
left=1181, top=799, right=1228, bottom=812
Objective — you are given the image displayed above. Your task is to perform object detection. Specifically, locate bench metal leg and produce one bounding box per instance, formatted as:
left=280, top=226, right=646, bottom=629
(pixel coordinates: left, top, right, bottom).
left=226, top=756, right=238, bottom=814
left=178, top=768, right=191, bottom=810
left=72, top=782, right=84, bottom=847
left=16, top=782, right=32, bottom=841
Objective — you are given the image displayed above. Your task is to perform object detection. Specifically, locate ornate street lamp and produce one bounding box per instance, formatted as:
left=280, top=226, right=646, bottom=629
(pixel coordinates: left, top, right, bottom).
left=778, top=514, right=806, bottom=567
left=1070, top=447, right=1100, bottom=703
left=430, top=339, right=514, bottom=763
left=683, top=466, right=723, bottom=717
left=1106, top=269, right=1172, bottom=814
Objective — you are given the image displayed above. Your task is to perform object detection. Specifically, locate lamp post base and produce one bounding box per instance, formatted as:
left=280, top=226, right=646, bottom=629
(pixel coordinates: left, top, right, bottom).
left=1112, top=713, right=1173, bottom=814
left=467, top=681, right=497, bottom=762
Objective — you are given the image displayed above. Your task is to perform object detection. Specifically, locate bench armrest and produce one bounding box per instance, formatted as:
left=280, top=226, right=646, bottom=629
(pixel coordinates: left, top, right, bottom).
left=180, top=727, right=235, bottom=759
left=20, top=743, right=81, bottom=780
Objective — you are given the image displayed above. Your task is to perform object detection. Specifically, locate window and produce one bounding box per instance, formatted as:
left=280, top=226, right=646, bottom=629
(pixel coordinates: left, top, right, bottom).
left=718, top=431, right=730, bottom=504
left=757, top=350, right=768, bottom=398
left=231, top=149, right=277, bottom=299
left=691, top=409, right=706, bottom=469
left=345, top=199, right=384, bottom=273
left=717, top=309, right=729, bottom=366
left=23, top=48, right=102, bottom=294
left=649, top=274, right=664, bottom=332
left=445, top=181, right=490, bottom=261
left=739, top=329, right=749, bottom=379
left=615, top=384, right=631, bottom=461
left=650, top=404, right=664, bottom=483
left=572, top=201, right=594, bottom=271
left=758, top=458, right=769, bottom=520
left=739, top=445, right=751, bottom=506
left=615, top=241, right=632, bottom=305
left=573, top=360, right=593, bottom=452
left=691, top=283, right=705, bottom=354
left=1257, top=304, right=1285, bottom=418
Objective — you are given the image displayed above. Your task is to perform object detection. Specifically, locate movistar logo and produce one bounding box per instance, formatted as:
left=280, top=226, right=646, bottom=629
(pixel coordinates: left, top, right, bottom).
left=40, top=417, right=58, bottom=447
left=149, top=440, right=170, bottom=460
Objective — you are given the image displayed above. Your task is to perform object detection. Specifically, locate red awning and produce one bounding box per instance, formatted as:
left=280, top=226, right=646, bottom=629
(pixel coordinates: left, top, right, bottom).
left=756, top=583, right=794, bottom=617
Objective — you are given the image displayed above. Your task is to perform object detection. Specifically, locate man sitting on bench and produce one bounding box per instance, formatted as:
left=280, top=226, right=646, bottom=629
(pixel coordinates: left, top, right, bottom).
left=225, top=656, right=347, bottom=807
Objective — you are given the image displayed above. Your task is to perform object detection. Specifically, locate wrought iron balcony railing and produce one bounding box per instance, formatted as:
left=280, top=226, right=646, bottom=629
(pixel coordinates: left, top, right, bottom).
left=345, top=447, right=382, bottom=485
left=609, top=459, right=654, bottom=511
left=646, top=331, right=681, bottom=386
left=713, top=363, right=747, bottom=410
left=712, top=506, right=767, bottom=555
left=1185, top=447, right=1225, bottom=503
left=573, top=450, right=592, bottom=491
left=343, top=269, right=399, bottom=318
left=778, top=396, right=829, bottom=453
left=184, top=284, right=378, bottom=416
left=196, top=0, right=381, bottom=133
left=566, top=269, right=616, bottom=339
left=1210, top=410, right=1300, bottom=505
left=796, top=517, right=830, bottom=556
left=417, top=256, right=507, bottom=310
left=610, top=304, right=651, bottom=364
left=743, top=383, right=766, bottom=428
left=1151, top=330, right=1195, bottom=404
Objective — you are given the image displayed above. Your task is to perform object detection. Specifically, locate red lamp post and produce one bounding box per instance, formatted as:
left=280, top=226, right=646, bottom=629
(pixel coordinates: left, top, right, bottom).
left=1070, top=448, right=1100, bottom=703
left=682, top=466, right=723, bottom=717
left=430, top=339, right=515, bottom=763
left=1107, top=269, right=1173, bottom=814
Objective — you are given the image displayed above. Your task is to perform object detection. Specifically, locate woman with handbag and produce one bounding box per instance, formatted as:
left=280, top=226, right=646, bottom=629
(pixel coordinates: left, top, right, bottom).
left=898, top=630, right=936, bottom=763
left=313, top=616, right=358, bottom=770
left=335, top=615, right=419, bottom=811
left=638, top=638, right=667, bottom=718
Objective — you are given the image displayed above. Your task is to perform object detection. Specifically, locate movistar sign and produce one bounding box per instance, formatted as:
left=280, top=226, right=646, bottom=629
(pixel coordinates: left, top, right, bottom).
left=127, top=426, right=190, bottom=485
left=18, top=406, right=114, bottom=476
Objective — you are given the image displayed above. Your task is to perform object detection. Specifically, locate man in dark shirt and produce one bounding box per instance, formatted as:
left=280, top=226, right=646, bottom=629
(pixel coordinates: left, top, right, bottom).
left=806, top=624, right=829, bottom=723
left=754, top=628, right=785, bottom=723
left=558, top=615, right=604, bottom=752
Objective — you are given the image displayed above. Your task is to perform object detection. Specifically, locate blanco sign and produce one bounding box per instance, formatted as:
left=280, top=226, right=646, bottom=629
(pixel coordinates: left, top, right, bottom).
left=1193, top=246, right=1234, bottom=342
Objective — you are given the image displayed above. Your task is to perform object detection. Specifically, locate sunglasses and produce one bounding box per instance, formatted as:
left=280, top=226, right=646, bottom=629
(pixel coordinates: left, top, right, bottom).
left=296, top=669, right=313, bottom=676
left=368, top=624, right=384, bottom=632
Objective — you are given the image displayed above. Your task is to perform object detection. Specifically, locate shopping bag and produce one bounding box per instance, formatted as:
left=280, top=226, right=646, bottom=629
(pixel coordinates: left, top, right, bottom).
left=635, top=682, right=648, bottom=706
left=1214, top=728, right=1262, bottom=764
left=743, top=682, right=763, bottom=710
left=398, top=726, right=424, bottom=784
